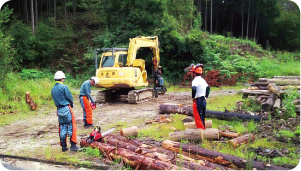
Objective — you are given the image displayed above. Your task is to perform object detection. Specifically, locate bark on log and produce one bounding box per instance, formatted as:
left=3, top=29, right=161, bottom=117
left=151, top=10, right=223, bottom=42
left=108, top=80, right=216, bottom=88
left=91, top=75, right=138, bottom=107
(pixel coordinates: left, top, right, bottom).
left=273, top=76, right=300, bottom=79
left=219, top=131, right=241, bottom=138
left=29, top=100, right=37, bottom=110
left=80, top=139, right=183, bottom=170
left=161, top=140, right=288, bottom=170
left=268, top=83, right=283, bottom=98
left=159, top=105, right=263, bottom=121
left=259, top=78, right=300, bottom=85
left=184, top=120, right=212, bottom=129
left=169, top=129, right=203, bottom=142
left=102, top=136, right=174, bottom=162
left=120, top=126, right=138, bottom=137
left=227, top=134, right=255, bottom=148
left=293, top=99, right=300, bottom=105
left=262, top=94, right=276, bottom=112
left=182, top=116, right=195, bottom=123
left=278, top=85, right=300, bottom=90
left=250, top=82, right=269, bottom=86
left=240, top=89, right=271, bottom=95
left=201, top=128, right=219, bottom=140
left=273, top=98, right=281, bottom=111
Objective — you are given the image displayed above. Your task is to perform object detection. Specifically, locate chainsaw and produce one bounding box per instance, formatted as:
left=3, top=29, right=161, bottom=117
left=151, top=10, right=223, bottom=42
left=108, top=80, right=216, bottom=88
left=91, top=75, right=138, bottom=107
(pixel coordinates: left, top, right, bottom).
left=86, top=127, right=115, bottom=144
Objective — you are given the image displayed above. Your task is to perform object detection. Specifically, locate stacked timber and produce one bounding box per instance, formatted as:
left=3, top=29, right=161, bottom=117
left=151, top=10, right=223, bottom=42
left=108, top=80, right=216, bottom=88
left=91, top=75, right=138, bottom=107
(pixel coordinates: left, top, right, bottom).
left=241, top=76, right=300, bottom=113
left=80, top=135, right=289, bottom=170
left=80, top=135, right=231, bottom=170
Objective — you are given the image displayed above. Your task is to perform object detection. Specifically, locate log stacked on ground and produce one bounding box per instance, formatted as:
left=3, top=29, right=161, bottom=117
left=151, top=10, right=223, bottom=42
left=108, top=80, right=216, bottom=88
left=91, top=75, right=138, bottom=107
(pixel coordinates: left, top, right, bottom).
left=227, top=134, right=255, bottom=148
left=159, top=104, right=262, bottom=121
left=184, top=120, right=212, bottom=129
left=162, top=140, right=288, bottom=170
left=242, top=76, right=300, bottom=113
left=120, top=126, right=138, bottom=137
left=80, top=139, right=182, bottom=170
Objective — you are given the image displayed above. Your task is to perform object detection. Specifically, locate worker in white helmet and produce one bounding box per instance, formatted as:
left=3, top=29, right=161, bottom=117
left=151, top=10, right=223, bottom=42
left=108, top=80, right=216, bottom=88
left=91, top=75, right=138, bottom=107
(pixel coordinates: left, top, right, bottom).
left=51, top=71, right=79, bottom=152
left=79, top=77, right=99, bottom=127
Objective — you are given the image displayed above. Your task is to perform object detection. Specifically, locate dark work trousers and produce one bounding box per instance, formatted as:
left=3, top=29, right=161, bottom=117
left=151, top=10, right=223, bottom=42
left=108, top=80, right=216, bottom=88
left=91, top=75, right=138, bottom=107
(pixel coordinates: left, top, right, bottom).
left=196, top=96, right=206, bottom=128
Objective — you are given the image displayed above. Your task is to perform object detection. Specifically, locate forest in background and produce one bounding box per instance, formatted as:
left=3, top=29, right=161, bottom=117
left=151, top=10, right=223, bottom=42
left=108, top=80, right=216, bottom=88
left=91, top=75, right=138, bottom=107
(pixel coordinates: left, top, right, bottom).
left=0, top=0, right=300, bottom=92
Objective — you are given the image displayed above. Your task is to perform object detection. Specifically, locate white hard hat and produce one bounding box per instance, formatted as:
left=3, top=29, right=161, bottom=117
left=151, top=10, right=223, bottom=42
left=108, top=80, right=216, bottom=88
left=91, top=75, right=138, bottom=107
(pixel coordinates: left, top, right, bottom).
left=91, top=77, right=99, bottom=84
left=54, top=71, right=66, bottom=79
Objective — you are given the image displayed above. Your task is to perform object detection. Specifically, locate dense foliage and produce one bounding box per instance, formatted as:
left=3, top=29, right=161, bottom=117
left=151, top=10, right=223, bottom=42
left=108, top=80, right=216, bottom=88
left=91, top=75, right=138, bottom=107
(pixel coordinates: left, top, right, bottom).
left=0, top=0, right=299, bottom=90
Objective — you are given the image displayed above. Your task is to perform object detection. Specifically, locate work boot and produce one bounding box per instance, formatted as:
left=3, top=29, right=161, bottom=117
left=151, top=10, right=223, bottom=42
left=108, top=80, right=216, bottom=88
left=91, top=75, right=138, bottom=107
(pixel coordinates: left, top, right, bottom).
left=83, top=120, right=88, bottom=126
left=70, top=140, right=80, bottom=152
left=61, top=140, right=68, bottom=152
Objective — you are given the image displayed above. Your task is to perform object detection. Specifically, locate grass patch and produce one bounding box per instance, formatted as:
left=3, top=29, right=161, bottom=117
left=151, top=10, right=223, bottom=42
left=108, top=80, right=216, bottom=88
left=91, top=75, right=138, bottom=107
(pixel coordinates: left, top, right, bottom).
left=138, top=114, right=186, bottom=141
left=206, top=94, right=243, bottom=112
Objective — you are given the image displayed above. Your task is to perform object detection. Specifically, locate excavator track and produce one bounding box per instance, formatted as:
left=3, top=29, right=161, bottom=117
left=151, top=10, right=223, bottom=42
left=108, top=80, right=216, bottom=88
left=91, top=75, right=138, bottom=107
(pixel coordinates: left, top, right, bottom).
left=127, top=88, right=154, bottom=104
left=96, top=89, right=113, bottom=103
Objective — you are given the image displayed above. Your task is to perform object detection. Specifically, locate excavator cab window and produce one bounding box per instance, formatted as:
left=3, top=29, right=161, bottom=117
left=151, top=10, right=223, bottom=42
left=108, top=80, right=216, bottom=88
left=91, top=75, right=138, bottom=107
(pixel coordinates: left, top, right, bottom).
left=118, top=54, right=127, bottom=67
left=101, top=56, right=114, bottom=67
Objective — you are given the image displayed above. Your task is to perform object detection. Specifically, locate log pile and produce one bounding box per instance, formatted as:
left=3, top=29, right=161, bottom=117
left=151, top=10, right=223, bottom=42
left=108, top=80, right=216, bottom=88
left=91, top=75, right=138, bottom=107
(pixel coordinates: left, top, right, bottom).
left=79, top=135, right=289, bottom=170
left=241, top=76, right=300, bottom=113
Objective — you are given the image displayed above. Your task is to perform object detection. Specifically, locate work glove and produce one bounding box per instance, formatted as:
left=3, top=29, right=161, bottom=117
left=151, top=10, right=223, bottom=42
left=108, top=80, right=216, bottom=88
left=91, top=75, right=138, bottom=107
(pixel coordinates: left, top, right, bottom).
left=70, top=103, right=74, bottom=108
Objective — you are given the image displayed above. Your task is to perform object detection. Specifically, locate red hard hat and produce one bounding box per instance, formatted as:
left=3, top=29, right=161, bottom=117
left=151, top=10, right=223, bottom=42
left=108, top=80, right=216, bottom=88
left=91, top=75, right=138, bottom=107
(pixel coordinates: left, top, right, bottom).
left=194, top=67, right=203, bottom=74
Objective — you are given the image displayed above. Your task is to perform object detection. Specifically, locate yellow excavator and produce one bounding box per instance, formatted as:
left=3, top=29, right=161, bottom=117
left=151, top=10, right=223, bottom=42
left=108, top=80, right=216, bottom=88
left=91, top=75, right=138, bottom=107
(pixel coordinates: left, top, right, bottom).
left=94, top=36, right=167, bottom=104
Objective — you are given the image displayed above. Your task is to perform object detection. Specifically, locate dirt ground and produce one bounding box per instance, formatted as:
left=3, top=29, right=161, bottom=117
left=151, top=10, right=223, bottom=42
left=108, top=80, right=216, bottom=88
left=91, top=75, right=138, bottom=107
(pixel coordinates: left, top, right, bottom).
left=1, top=88, right=297, bottom=170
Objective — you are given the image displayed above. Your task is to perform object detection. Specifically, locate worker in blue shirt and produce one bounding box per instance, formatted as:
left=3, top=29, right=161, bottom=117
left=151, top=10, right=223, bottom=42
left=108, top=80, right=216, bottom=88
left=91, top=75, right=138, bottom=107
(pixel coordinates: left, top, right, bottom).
left=79, top=77, right=99, bottom=127
left=51, top=71, right=79, bottom=152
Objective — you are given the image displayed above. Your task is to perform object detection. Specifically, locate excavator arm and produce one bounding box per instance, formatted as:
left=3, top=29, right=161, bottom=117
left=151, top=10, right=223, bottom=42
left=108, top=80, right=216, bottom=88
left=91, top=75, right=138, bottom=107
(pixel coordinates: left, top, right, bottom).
left=126, top=36, right=160, bottom=72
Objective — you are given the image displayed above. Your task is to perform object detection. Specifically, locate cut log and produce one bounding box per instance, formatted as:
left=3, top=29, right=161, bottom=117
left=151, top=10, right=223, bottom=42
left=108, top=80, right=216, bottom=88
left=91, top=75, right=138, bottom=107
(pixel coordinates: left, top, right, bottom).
left=227, top=134, right=255, bottom=148
left=201, top=128, right=219, bottom=140
left=29, top=100, right=37, bottom=110
left=80, top=139, right=182, bottom=170
left=182, top=116, right=194, bottom=123
left=184, top=120, right=212, bottom=129
left=159, top=103, right=183, bottom=114
left=102, top=136, right=174, bottom=162
left=25, top=92, right=30, bottom=104
left=293, top=99, right=300, bottom=105
left=161, top=140, right=288, bottom=170
left=273, top=76, right=300, bottom=79
left=262, top=94, right=276, bottom=111
left=219, top=131, right=241, bottom=138
left=169, top=129, right=203, bottom=142
left=261, top=78, right=300, bottom=85
left=278, top=85, right=300, bottom=90
left=250, top=82, right=269, bottom=86
left=240, top=89, right=271, bottom=95
left=268, top=83, right=283, bottom=98
left=120, top=126, right=138, bottom=137
left=273, top=98, right=281, bottom=111
left=159, top=104, right=263, bottom=121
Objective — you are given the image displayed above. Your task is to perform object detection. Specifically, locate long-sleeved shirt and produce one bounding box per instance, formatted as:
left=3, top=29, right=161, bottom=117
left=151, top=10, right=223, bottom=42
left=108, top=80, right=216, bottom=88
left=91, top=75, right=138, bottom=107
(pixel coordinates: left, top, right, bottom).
left=79, top=80, right=94, bottom=102
left=51, top=82, right=73, bottom=107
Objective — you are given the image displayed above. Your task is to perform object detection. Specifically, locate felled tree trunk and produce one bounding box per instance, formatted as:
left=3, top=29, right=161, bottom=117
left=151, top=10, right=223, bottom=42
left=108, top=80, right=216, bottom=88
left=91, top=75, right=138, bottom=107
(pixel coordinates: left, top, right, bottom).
left=219, top=131, right=241, bottom=138
left=169, top=129, right=203, bottom=142
left=262, top=94, right=276, bottom=111
left=120, top=126, right=138, bottom=137
left=227, top=134, right=255, bottom=148
left=161, top=140, right=288, bottom=170
left=159, top=104, right=263, bottom=121
left=268, top=83, right=283, bottom=98
left=80, top=139, right=182, bottom=170
left=184, top=120, right=212, bottom=129
left=259, top=78, right=300, bottom=85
